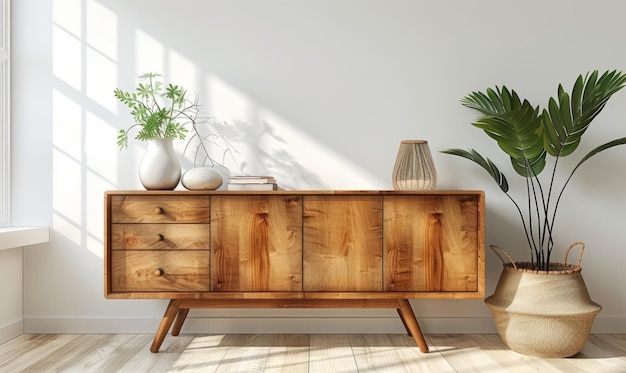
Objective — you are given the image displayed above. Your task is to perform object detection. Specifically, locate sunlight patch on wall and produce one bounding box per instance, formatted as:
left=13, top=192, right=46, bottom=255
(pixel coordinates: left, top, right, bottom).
left=85, top=111, right=118, bottom=180
left=85, top=232, right=104, bottom=259
left=52, top=0, right=122, bottom=257
left=52, top=212, right=81, bottom=249
left=52, top=148, right=82, bottom=225
left=205, top=74, right=254, bottom=125
left=85, top=0, right=117, bottom=113
left=134, top=29, right=165, bottom=76
left=169, top=49, right=200, bottom=92
left=86, top=48, right=117, bottom=112
left=52, top=24, right=81, bottom=91
left=53, top=0, right=81, bottom=37
left=86, top=0, right=117, bottom=60
left=52, top=90, right=81, bottom=162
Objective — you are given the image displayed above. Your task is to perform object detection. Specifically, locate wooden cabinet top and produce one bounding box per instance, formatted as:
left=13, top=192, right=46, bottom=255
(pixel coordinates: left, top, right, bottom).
left=105, top=190, right=484, bottom=196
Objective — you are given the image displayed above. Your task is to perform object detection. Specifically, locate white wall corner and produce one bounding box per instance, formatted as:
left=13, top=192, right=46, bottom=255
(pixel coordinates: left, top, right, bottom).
left=0, top=319, right=24, bottom=345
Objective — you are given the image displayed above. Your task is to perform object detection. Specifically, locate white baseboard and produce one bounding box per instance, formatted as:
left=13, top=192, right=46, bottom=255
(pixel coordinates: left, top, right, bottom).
left=24, top=316, right=492, bottom=334
left=0, top=319, right=23, bottom=344
left=179, top=316, right=499, bottom=335
left=23, top=315, right=626, bottom=335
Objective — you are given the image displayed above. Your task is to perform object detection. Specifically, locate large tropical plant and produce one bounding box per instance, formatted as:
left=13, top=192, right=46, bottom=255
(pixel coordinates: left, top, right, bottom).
left=442, top=70, right=626, bottom=271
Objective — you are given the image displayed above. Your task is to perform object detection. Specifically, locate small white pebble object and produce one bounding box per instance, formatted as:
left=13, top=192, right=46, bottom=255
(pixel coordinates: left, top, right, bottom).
left=181, top=167, right=223, bottom=190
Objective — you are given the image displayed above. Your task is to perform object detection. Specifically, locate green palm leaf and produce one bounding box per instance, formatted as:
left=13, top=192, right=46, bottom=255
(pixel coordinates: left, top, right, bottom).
left=463, top=90, right=546, bottom=178
left=572, top=137, right=626, bottom=175
left=460, top=86, right=524, bottom=116
left=440, top=148, right=509, bottom=192
left=543, top=70, right=626, bottom=157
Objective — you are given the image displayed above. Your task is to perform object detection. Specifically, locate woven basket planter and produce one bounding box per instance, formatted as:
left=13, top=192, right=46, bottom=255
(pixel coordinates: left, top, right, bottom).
left=484, top=243, right=601, bottom=358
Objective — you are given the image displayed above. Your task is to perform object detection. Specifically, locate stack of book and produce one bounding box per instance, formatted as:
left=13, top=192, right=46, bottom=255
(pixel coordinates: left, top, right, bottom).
left=227, top=176, right=278, bottom=190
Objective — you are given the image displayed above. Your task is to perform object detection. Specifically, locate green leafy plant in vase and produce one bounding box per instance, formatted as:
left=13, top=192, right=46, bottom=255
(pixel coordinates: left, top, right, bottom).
left=442, top=70, right=626, bottom=357
left=115, top=72, right=197, bottom=189
left=115, top=72, right=192, bottom=149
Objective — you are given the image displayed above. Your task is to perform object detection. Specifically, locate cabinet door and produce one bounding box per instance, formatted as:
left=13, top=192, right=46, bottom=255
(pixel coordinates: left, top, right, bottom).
left=210, top=195, right=302, bottom=291
left=303, top=195, right=383, bottom=291
left=384, top=195, right=481, bottom=292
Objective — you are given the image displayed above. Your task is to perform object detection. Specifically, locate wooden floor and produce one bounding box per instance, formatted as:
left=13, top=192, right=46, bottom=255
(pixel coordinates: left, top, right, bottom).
left=0, top=333, right=625, bottom=372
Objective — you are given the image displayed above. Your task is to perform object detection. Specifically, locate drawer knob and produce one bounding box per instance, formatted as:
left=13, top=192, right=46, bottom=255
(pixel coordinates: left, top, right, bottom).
left=157, top=234, right=164, bottom=241
left=154, top=207, right=164, bottom=215
left=153, top=268, right=164, bottom=277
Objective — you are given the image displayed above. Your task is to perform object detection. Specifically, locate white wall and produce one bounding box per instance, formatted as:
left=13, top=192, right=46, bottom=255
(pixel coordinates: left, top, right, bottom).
left=0, top=248, right=22, bottom=343
left=11, top=0, right=626, bottom=334
left=0, top=228, right=48, bottom=342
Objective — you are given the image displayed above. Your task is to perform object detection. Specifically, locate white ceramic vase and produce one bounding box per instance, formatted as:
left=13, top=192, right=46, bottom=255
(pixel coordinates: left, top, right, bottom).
left=138, top=138, right=181, bottom=190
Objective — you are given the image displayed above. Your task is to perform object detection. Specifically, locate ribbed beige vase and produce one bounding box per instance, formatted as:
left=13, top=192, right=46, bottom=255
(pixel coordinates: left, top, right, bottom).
left=392, top=140, right=437, bottom=190
left=484, top=243, right=601, bottom=358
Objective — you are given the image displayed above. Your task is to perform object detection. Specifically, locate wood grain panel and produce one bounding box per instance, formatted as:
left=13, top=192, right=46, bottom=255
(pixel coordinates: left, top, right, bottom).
left=384, top=195, right=480, bottom=292
left=110, top=195, right=209, bottom=223
left=111, top=224, right=210, bottom=250
left=211, top=195, right=302, bottom=292
left=303, top=195, right=383, bottom=292
left=111, top=251, right=209, bottom=292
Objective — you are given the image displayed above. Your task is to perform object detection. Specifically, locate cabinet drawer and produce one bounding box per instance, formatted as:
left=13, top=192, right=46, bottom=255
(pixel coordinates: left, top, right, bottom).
left=110, top=195, right=209, bottom=223
left=111, top=224, right=210, bottom=250
left=111, top=251, right=210, bottom=292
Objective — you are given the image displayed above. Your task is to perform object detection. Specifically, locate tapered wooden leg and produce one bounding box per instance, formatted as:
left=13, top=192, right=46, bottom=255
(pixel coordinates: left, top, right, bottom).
left=150, top=299, right=182, bottom=353
left=171, top=308, right=190, bottom=336
left=397, top=299, right=429, bottom=353
left=396, top=308, right=413, bottom=336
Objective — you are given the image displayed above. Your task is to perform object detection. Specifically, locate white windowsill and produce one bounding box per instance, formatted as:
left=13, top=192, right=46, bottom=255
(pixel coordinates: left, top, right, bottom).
left=0, top=226, right=49, bottom=251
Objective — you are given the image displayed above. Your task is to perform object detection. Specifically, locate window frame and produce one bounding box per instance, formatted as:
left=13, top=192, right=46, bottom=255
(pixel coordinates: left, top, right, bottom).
left=0, top=0, right=10, bottom=227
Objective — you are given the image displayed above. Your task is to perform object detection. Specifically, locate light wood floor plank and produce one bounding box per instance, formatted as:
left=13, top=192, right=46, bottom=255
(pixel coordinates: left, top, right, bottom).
left=16, top=334, right=114, bottom=372
left=397, top=335, right=457, bottom=373
left=0, top=334, right=83, bottom=372
left=167, top=334, right=232, bottom=373
left=428, top=334, right=542, bottom=373
left=211, top=334, right=272, bottom=373
left=0, top=334, right=67, bottom=367
left=350, top=334, right=409, bottom=373
left=2, top=333, right=625, bottom=372
left=542, top=334, right=626, bottom=373
left=77, top=334, right=155, bottom=373
left=587, top=334, right=626, bottom=358
left=117, top=333, right=193, bottom=373
left=456, top=334, right=562, bottom=373
left=262, top=334, right=309, bottom=373
left=309, top=334, right=358, bottom=373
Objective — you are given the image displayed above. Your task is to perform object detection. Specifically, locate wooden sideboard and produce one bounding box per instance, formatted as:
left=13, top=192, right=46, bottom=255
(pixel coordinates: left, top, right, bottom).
left=104, top=190, right=485, bottom=353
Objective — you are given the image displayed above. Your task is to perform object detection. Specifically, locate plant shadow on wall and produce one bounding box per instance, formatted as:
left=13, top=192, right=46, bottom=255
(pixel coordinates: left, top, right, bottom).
left=442, top=70, right=626, bottom=358
left=209, top=119, right=326, bottom=190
